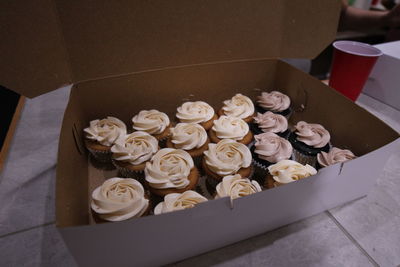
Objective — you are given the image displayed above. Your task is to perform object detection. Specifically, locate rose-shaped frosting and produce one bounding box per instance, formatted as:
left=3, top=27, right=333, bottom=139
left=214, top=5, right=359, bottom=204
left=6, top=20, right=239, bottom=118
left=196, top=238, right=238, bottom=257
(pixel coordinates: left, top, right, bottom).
left=222, top=93, right=255, bottom=119
left=254, top=132, right=292, bottom=163
left=176, top=101, right=215, bottom=124
left=132, top=110, right=170, bottom=135
left=215, top=174, right=262, bottom=200
left=295, top=121, right=330, bottom=148
left=154, top=190, right=208, bottom=215
left=91, top=178, right=149, bottom=221
left=317, top=147, right=356, bottom=167
left=212, top=115, right=249, bottom=141
left=84, top=116, right=127, bottom=146
left=145, top=148, right=194, bottom=189
left=268, top=160, right=317, bottom=185
left=204, top=139, right=252, bottom=176
left=257, top=91, right=290, bottom=112
left=170, top=123, right=208, bottom=150
left=111, top=131, right=158, bottom=165
left=253, top=112, right=288, bottom=134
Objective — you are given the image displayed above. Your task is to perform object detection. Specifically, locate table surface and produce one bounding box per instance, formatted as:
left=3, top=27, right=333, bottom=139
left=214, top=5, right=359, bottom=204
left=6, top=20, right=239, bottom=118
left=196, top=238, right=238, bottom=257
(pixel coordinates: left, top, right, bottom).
left=0, top=85, right=399, bottom=267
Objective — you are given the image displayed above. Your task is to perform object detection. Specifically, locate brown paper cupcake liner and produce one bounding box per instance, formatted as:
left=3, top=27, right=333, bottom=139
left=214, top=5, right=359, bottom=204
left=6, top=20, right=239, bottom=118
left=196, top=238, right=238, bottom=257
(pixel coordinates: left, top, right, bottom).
left=112, top=160, right=145, bottom=183
left=292, top=149, right=317, bottom=168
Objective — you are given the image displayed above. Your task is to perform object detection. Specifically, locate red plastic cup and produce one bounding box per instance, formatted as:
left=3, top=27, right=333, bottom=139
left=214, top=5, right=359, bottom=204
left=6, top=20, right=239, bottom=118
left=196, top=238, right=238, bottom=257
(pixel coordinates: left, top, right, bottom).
left=329, top=41, right=382, bottom=101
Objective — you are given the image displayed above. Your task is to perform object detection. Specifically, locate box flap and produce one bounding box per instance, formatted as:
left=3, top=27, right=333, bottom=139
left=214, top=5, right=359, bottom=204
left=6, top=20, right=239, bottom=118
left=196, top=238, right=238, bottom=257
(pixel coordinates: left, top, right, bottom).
left=0, top=0, right=72, bottom=98
left=1, top=0, right=341, bottom=97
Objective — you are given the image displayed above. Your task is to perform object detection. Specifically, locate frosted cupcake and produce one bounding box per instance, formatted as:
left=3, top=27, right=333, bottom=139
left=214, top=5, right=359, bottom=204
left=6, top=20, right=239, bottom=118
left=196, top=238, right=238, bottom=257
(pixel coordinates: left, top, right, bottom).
left=252, top=132, right=293, bottom=170
left=289, top=121, right=330, bottom=167
left=176, top=101, right=217, bottom=130
left=132, top=110, right=171, bottom=141
left=154, top=190, right=208, bottom=215
left=84, top=116, right=127, bottom=163
left=166, top=123, right=210, bottom=166
left=91, top=178, right=150, bottom=222
left=266, top=160, right=317, bottom=188
left=111, top=131, right=158, bottom=180
left=251, top=111, right=290, bottom=138
left=256, top=91, right=292, bottom=118
left=218, top=93, right=255, bottom=123
left=209, top=115, right=253, bottom=145
left=215, top=174, right=262, bottom=200
left=202, top=139, right=253, bottom=188
left=317, top=147, right=356, bottom=169
left=144, top=148, right=199, bottom=197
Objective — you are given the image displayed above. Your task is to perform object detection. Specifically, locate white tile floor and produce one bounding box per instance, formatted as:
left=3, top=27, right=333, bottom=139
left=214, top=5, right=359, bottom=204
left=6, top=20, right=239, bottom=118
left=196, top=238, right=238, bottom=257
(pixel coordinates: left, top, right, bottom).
left=0, top=86, right=399, bottom=267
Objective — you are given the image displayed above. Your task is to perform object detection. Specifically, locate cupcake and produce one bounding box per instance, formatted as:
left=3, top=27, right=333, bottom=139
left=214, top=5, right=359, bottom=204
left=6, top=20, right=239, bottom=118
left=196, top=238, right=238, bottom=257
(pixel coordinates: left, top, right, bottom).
left=317, top=147, right=356, bottom=169
left=266, top=160, right=317, bottom=188
left=256, top=91, right=292, bottom=118
left=176, top=101, right=218, bottom=130
left=202, top=139, right=253, bottom=189
left=132, top=109, right=171, bottom=142
left=166, top=123, right=210, bottom=166
left=289, top=121, right=330, bottom=167
left=215, top=174, right=262, bottom=200
left=111, top=131, right=159, bottom=180
left=218, top=93, right=255, bottom=123
left=251, top=111, right=290, bottom=138
left=154, top=190, right=208, bottom=215
left=144, top=148, right=199, bottom=197
left=91, top=178, right=150, bottom=222
left=84, top=116, right=127, bottom=163
left=208, top=115, right=253, bottom=145
left=252, top=132, right=293, bottom=170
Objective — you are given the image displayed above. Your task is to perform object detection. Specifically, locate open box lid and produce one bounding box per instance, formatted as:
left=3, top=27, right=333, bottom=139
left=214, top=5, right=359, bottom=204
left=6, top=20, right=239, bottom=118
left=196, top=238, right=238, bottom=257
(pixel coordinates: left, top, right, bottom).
left=0, top=0, right=341, bottom=98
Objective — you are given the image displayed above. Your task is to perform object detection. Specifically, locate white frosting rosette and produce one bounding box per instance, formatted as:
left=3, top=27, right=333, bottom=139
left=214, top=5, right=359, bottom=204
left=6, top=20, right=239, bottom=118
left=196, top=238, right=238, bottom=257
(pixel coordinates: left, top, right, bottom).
left=84, top=116, right=127, bottom=146
left=91, top=178, right=149, bottom=221
left=203, top=139, right=252, bottom=176
left=111, top=131, right=158, bottom=165
left=222, top=93, right=255, bottom=119
left=145, top=148, right=194, bottom=189
left=317, top=147, right=356, bottom=167
left=212, top=115, right=249, bottom=141
left=257, top=91, right=290, bottom=112
left=154, top=190, right=207, bottom=215
left=215, top=174, right=261, bottom=199
left=176, top=101, right=215, bottom=124
left=268, top=160, right=317, bottom=185
left=170, top=123, right=208, bottom=150
left=132, top=110, right=170, bottom=135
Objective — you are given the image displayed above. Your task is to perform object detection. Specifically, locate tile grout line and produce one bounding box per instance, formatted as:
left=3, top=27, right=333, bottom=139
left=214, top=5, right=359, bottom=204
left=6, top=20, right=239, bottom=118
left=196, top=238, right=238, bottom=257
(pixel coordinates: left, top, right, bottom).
left=325, top=211, right=380, bottom=267
left=0, top=221, right=55, bottom=239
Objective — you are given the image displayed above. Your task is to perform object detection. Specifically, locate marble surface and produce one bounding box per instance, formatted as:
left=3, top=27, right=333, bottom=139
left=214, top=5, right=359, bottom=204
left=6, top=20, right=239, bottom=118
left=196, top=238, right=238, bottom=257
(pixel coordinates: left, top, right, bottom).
left=0, top=85, right=399, bottom=266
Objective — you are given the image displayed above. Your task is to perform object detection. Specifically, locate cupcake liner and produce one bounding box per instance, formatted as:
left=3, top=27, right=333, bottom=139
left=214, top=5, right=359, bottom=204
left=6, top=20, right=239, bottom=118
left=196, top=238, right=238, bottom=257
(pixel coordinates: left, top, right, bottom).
left=111, top=160, right=145, bottom=182
left=205, top=176, right=219, bottom=196
left=87, top=146, right=113, bottom=163
left=292, top=149, right=318, bottom=168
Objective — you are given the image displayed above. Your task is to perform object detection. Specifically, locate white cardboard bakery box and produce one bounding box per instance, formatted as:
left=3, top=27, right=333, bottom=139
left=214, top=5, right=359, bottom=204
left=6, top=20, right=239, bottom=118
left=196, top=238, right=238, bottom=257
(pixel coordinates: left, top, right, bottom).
left=363, top=40, right=400, bottom=111
left=1, top=1, right=399, bottom=266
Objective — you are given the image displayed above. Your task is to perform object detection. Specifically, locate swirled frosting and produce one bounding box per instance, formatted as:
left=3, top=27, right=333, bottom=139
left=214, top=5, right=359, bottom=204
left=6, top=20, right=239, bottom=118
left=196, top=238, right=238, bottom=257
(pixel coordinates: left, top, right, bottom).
left=91, top=178, right=149, bottom=221
left=268, top=160, right=317, bottom=185
left=170, top=123, right=208, bottom=150
left=132, top=110, right=170, bottom=135
left=257, top=91, right=290, bottom=112
left=215, top=174, right=262, bottom=200
left=203, top=139, right=252, bottom=176
left=222, top=94, right=255, bottom=119
left=154, top=190, right=208, bottom=215
left=254, top=132, right=292, bottom=163
left=111, top=131, right=158, bottom=165
left=212, top=115, right=249, bottom=141
left=145, top=148, right=194, bottom=189
left=295, top=121, right=330, bottom=148
left=84, top=117, right=127, bottom=146
left=317, top=147, right=356, bottom=167
left=253, top=112, right=288, bottom=134
left=176, top=101, right=215, bottom=124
